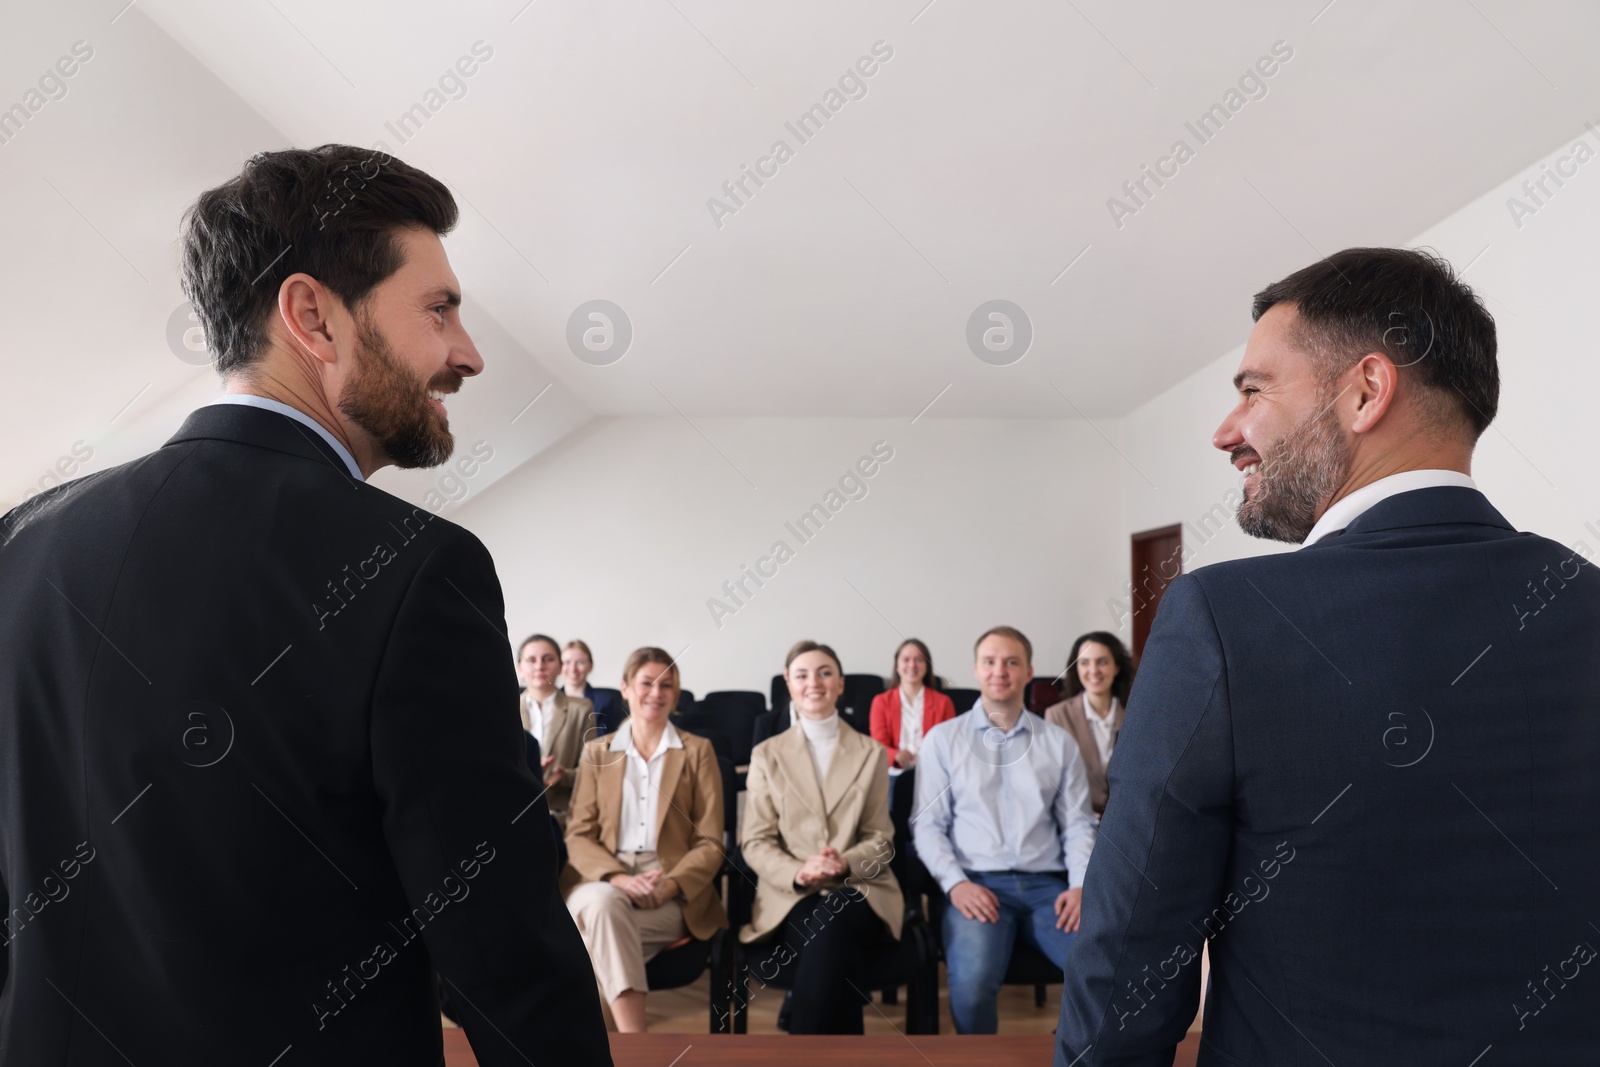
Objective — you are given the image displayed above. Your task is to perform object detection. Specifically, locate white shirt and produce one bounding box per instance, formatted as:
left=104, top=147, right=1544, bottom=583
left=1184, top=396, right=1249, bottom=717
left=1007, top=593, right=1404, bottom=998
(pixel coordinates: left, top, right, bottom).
left=1303, top=469, right=1477, bottom=546
left=523, top=691, right=558, bottom=750
left=207, top=394, right=364, bottom=481
left=898, top=686, right=925, bottom=757
left=1083, top=695, right=1119, bottom=770
left=611, top=720, right=684, bottom=853
left=798, top=711, right=841, bottom=785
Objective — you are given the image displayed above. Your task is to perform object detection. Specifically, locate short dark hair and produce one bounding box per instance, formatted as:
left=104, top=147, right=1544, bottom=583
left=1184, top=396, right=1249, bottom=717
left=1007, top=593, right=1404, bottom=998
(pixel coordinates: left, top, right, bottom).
left=179, top=145, right=458, bottom=377
left=974, top=626, right=1032, bottom=664
left=1251, top=247, right=1498, bottom=438
left=1063, top=631, right=1136, bottom=704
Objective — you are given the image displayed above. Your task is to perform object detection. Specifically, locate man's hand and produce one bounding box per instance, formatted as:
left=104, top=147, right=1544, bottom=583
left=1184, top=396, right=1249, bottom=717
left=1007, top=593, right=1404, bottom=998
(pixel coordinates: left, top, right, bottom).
left=950, top=880, right=1000, bottom=923
left=1054, top=886, right=1082, bottom=932
left=895, top=749, right=918, bottom=769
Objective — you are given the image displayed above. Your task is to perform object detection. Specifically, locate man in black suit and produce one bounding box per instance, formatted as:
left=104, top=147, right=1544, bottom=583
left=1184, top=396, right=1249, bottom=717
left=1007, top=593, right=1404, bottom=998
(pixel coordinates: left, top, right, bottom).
left=1057, top=248, right=1599, bottom=1065
left=0, top=146, right=611, bottom=1065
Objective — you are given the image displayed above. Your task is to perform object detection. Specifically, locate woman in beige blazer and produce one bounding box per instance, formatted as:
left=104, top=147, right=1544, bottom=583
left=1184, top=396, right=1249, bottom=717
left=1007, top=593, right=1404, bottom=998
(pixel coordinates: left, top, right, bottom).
left=516, top=633, right=596, bottom=826
left=564, top=647, right=728, bottom=1032
left=1043, top=631, right=1135, bottom=817
left=740, top=640, right=901, bottom=1034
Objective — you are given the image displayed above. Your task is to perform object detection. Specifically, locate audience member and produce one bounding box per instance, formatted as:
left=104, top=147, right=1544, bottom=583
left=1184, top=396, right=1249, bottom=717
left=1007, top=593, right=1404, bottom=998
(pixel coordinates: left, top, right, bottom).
left=740, top=641, right=902, bottom=1034
left=914, top=626, right=1096, bottom=1035
left=869, top=638, right=957, bottom=771
left=564, top=647, right=728, bottom=1033
left=518, top=634, right=597, bottom=827
left=562, top=638, right=627, bottom=734
left=1043, top=631, right=1134, bottom=818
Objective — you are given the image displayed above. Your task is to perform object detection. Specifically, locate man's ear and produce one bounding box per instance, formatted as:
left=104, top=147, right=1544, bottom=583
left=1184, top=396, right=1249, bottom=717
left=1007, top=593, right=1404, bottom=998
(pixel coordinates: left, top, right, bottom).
left=277, top=272, right=340, bottom=366
left=1348, top=352, right=1399, bottom=435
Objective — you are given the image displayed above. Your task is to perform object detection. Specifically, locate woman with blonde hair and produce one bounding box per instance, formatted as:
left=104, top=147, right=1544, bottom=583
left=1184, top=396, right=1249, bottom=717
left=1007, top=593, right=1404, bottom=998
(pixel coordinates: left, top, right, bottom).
left=560, top=638, right=626, bottom=734
left=564, top=647, right=728, bottom=1031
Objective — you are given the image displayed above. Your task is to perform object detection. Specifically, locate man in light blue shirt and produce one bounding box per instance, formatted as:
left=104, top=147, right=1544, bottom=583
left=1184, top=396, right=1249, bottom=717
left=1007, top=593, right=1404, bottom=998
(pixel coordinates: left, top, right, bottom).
left=913, top=625, right=1096, bottom=1034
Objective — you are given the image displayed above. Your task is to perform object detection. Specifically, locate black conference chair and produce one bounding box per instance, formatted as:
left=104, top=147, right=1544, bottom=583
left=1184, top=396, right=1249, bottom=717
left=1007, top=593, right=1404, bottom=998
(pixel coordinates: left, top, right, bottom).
left=768, top=674, right=787, bottom=719
left=729, top=896, right=940, bottom=1034
left=691, top=690, right=767, bottom=767
left=941, top=687, right=981, bottom=714
left=640, top=722, right=741, bottom=1032
left=840, top=673, right=885, bottom=733
left=1025, top=678, right=1062, bottom=715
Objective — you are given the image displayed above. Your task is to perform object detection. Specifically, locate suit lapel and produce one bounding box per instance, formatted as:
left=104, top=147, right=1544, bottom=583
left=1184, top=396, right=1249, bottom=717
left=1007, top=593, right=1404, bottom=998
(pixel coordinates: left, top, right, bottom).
left=547, top=694, right=571, bottom=752
left=772, top=726, right=828, bottom=825
left=596, top=750, right=625, bottom=850
left=652, top=746, right=685, bottom=844
left=822, top=728, right=870, bottom=816
left=1068, top=696, right=1104, bottom=781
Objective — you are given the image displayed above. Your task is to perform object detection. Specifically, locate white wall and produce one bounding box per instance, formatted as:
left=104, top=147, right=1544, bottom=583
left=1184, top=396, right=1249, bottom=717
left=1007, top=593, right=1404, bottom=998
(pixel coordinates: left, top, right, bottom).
left=1115, top=121, right=1600, bottom=600
left=456, top=415, right=1125, bottom=696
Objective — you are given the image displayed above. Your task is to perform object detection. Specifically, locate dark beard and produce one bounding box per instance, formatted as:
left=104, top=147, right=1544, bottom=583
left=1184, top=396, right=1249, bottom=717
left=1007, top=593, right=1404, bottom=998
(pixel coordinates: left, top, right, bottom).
left=338, top=313, right=458, bottom=470
left=1236, top=391, right=1352, bottom=543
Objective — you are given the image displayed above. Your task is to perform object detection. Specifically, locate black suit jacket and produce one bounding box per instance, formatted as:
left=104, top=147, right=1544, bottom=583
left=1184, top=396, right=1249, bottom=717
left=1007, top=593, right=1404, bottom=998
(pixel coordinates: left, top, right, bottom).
left=0, top=404, right=611, bottom=1066
left=1057, top=487, right=1600, bottom=1066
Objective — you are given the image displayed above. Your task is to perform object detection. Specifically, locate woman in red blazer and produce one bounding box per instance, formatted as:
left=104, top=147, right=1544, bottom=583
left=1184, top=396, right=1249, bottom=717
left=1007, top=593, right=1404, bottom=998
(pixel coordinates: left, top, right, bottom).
left=869, top=638, right=957, bottom=769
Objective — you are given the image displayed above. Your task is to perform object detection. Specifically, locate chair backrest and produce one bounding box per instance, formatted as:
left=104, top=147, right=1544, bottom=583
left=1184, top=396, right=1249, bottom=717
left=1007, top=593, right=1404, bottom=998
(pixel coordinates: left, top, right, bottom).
left=1026, top=678, right=1062, bottom=715
left=942, top=687, right=981, bottom=714
left=693, top=691, right=766, bottom=766
left=842, top=673, right=886, bottom=723
left=769, top=674, right=786, bottom=717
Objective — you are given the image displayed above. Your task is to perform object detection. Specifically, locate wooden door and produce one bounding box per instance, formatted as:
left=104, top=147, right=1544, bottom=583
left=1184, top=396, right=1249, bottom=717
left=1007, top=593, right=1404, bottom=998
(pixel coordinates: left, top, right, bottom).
left=1130, top=524, right=1183, bottom=658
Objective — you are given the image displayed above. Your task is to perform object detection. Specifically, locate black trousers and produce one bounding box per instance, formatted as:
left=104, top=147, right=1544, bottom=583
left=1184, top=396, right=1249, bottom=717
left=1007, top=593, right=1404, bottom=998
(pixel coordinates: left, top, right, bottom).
left=751, top=887, right=887, bottom=1034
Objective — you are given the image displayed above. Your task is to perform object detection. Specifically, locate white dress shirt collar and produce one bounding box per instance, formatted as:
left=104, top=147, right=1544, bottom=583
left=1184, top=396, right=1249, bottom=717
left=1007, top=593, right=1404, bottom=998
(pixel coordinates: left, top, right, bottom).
left=1303, top=469, right=1477, bottom=547
left=607, top=718, right=685, bottom=755
left=208, top=394, right=365, bottom=482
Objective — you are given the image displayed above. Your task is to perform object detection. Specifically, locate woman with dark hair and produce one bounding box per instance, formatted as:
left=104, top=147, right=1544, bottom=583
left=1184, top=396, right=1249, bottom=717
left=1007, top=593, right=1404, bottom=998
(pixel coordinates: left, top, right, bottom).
left=564, top=647, right=727, bottom=1032
left=868, top=638, right=956, bottom=770
left=1044, top=631, right=1135, bottom=817
left=740, top=640, right=902, bottom=1034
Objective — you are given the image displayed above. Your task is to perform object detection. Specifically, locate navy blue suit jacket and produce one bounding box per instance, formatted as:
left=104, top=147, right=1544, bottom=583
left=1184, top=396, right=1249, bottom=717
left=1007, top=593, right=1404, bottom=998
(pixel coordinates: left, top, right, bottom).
left=582, top=685, right=625, bottom=735
left=1057, top=487, right=1600, bottom=1066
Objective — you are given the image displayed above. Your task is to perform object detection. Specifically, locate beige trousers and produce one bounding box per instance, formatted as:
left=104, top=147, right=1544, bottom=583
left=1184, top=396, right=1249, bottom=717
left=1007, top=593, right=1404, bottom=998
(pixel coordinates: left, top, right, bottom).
left=566, top=851, right=688, bottom=1003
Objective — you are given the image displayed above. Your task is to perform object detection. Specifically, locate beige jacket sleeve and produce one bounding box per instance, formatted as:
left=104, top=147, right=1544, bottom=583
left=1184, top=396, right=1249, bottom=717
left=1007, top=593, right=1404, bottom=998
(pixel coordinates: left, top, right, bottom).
left=561, top=743, right=625, bottom=884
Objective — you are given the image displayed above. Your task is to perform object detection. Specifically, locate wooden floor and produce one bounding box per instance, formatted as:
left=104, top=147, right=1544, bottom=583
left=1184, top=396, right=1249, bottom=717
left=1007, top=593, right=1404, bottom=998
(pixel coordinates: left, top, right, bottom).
left=444, top=1030, right=1201, bottom=1066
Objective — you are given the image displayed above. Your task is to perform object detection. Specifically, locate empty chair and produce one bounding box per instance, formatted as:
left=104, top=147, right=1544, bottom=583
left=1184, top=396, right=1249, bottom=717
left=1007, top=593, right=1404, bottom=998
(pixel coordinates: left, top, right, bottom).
left=691, top=690, right=768, bottom=766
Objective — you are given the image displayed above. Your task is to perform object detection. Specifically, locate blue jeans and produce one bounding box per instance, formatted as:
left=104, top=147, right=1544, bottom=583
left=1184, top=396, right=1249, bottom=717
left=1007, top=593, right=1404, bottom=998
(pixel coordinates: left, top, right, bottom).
left=943, top=870, right=1074, bottom=1034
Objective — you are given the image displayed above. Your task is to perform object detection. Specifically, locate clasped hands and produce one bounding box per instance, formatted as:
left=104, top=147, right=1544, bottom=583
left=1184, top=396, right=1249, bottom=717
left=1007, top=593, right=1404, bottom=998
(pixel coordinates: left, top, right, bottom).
left=607, top=869, right=679, bottom=909
left=950, top=881, right=1082, bottom=931
left=793, top=846, right=850, bottom=889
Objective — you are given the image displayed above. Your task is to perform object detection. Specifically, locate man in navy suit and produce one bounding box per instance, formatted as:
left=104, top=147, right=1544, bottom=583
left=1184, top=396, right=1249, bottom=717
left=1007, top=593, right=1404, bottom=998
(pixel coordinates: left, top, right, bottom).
left=1057, top=248, right=1599, bottom=1065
